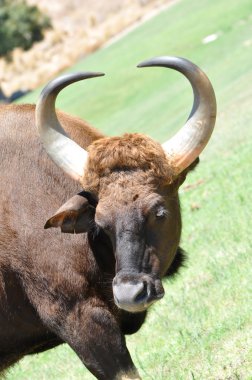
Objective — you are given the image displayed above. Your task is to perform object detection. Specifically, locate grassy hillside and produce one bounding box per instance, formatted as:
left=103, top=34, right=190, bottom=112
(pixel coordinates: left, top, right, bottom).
left=8, top=0, right=252, bottom=379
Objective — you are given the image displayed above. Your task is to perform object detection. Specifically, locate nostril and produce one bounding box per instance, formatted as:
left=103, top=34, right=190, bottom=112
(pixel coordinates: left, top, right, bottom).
left=134, top=281, right=148, bottom=303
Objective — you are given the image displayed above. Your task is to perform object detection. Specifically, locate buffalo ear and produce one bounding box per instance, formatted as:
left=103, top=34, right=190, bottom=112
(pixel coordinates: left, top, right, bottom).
left=44, top=193, right=96, bottom=234
left=173, top=157, right=200, bottom=189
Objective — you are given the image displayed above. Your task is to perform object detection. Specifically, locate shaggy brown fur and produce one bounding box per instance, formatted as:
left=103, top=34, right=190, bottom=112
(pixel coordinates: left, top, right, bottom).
left=0, top=104, right=196, bottom=380
left=82, top=133, right=176, bottom=194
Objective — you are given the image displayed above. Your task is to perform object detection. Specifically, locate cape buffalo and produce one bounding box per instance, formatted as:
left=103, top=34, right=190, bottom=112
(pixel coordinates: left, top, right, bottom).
left=0, top=56, right=216, bottom=379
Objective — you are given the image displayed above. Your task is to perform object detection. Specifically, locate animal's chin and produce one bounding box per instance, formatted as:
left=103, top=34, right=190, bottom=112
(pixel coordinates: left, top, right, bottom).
left=112, top=273, right=165, bottom=313
left=114, top=295, right=164, bottom=313
left=115, top=302, right=151, bottom=313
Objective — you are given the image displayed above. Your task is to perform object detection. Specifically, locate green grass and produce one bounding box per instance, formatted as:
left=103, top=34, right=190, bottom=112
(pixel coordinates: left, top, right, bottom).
left=8, top=0, right=252, bottom=378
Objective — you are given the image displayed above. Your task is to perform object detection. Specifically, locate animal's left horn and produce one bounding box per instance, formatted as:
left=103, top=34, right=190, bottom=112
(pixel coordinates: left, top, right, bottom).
left=137, top=56, right=216, bottom=174
left=36, top=72, right=105, bottom=181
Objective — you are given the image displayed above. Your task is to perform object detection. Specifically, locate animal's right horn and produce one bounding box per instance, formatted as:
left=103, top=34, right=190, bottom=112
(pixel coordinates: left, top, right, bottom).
left=36, top=72, right=105, bottom=181
left=137, top=56, right=216, bottom=174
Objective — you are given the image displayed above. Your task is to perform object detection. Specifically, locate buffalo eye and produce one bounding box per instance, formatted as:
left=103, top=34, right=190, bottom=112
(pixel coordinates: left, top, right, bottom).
left=155, top=207, right=168, bottom=219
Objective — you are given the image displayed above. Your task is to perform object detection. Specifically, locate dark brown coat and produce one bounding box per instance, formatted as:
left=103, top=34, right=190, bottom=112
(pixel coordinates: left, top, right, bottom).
left=0, top=104, right=193, bottom=380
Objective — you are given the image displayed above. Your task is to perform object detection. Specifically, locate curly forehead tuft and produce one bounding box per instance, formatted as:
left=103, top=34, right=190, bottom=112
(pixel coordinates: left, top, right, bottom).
left=81, top=133, right=175, bottom=193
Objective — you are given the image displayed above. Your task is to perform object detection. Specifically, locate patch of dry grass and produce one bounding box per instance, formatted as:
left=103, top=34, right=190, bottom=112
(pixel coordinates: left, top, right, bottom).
left=0, top=0, right=172, bottom=96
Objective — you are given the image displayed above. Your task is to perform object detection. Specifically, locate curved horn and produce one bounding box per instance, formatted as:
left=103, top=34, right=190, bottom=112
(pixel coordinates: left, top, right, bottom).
left=36, top=72, right=105, bottom=181
left=137, top=57, right=216, bottom=174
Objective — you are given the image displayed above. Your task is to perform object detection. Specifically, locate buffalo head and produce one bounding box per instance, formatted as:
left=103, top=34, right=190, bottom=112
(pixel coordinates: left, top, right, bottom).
left=38, top=56, right=216, bottom=313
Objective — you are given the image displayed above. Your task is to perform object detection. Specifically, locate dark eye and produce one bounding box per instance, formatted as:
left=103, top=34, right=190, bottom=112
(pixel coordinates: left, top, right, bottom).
left=155, top=208, right=168, bottom=219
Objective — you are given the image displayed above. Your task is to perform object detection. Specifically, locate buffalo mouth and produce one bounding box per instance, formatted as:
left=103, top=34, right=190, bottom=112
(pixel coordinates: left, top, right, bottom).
left=112, top=273, right=165, bottom=313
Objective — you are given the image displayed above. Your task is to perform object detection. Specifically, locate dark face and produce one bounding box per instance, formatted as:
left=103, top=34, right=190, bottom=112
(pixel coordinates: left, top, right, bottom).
left=95, top=186, right=181, bottom=313
left=46, top=173, right=186, bottom=314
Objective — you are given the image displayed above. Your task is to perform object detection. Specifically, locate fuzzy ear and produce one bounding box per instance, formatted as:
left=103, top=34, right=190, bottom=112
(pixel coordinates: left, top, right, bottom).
left=44, top=192, right=96, bottom=234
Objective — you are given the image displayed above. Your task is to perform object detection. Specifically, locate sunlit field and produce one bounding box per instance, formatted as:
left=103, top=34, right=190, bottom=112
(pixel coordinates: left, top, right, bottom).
left=8, top=0, right=252, bottom=378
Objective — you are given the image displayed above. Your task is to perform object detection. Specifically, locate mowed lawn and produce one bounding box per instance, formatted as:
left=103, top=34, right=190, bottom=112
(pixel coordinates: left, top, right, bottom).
left=8, top=0, right=252, bottom=379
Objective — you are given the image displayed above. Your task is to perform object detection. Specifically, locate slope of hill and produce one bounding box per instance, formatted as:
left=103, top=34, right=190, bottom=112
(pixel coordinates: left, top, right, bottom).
left=0, top=0, right=171, bottom=97
left=8, top=0, right=252, bottom=378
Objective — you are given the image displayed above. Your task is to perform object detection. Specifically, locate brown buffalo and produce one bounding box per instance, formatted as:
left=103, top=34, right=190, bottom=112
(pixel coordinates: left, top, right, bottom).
left=0, top=57, right=216, bottom=379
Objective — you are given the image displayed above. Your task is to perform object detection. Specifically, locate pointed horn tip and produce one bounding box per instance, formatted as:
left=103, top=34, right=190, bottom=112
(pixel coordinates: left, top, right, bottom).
left=137, top=56, right=172, bottom=68
left=38, top=72, right=105, bottom=101
left=137, top=61, right=151, bottom=68
left=93, top=72, right=105, bottom=77
left=63, top=71, right=105, bottom=82
left=76, top=71, right=105, bottom=79
left=137, top=56, right=194, bottom=69
left=137, top=57, right=171, bottom=68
